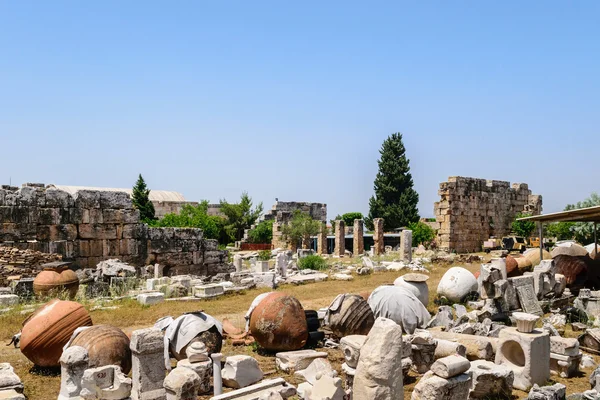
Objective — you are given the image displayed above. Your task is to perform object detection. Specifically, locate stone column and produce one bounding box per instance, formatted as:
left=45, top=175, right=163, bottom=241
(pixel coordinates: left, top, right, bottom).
left=130, top=328, right=167, bottom=400
left=317, top=223, right=328, bottom=255
left=212, top=353, right=223, bottom=396
left=334, top=220, right=345, bottom=257
left=154, top=264, right=164, bottom=279
left=353, top=219, right=364, bottom=256
left=373, top=218, right=384, bottom=256
left=58, top=346, right=89, bottom=400
left=233, top=254, right=242, bottom=272
left=400, top=229, right=412, bottom=262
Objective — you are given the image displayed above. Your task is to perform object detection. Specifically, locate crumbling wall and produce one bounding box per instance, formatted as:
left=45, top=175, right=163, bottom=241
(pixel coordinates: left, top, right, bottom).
left=263, top=201, right=327, bottom=249
left=0, top=184, right=230, bottom=275
left=434, top=177, right=542, bottom=253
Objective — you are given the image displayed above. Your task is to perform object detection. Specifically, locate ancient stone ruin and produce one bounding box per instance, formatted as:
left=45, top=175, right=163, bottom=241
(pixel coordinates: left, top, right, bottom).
left=434, top=177, right=542, bottom=253
left=0, top=184, right=229, bottom=278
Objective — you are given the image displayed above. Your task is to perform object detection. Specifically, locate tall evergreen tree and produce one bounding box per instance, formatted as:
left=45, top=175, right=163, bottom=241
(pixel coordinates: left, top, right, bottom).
left=132, top=174, right=156, bottom=222
left=367, top=133, right=420, bottom=231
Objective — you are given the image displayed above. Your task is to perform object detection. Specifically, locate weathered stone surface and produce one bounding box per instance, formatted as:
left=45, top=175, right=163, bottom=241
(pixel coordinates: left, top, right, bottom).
left=275, top=350, right=327, bottom=373
left=58, top=346, right=89, bottom=400
left=164, top=367, right=199, bottom=400
left=496, top=327, right=550, bottom=391
left=293, top=358, right=334, bottom=385
left=550, top=336, right=579, bottom=356
left=210, top=378, right=296, bottom=400
left=0, top=389, right=25, bottom=400
left=430, top=355, right=470, bottom=379
left=222, top=355, right=263, bottom=389
left=411, top=370, right=471, bottom=400
left=429, top=331, right=496, bottom=361
left=527, top=383, right=566, bottom=400
left=0, top=364, right=23, bottom=393
left=130, top=328, right=166, bottom=400
left=354, top=317, right=403, bottom=400
left=176, top=359, right=211, bottom=395
left=468, top=360, right=514, bottom=399
left=137, top=292, right=165, bottom=306
left=437, top=267, right=478, bottom=302
left=434, top=339, right=467, bottom=359
left=302, top=373, right=345, bottom=400
left=80, top=365, right=132, bottom=400
left=340, top=335, right=367, bottom=369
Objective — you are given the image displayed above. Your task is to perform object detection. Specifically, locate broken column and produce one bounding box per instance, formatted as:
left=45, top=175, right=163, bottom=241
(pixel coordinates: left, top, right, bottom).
left=163, top=367, right=200, bottom=400
left=410, top=330, right=437, bottom=373
left=222, top=355, right=264, bottom=389
left=354, top=317, right=403, bottom=399
left=233, top=254, right=242, bottom=272
left=334, top=220, right=345, bottom=257
left=549, top=336, right=582, bottom=378
left=353, top=219, right=364, bottom=256
left=411, top=355, right=472, bottom=400
left=58, top=346, right=89, bottom=400
left=400, top=229, right=412, bottom=262
left=467, top=360, right=514, bottom=399
left=373, top=218, right=384, bottom=256
left=495, top=327, right=550, bottom=391
left=130, top=327, right=166, bottom=400
left=212, top=353, right=223, bottom=396
left=317, top=222, right=328, bottom=255
left=176, top=342, right=212, bottom=395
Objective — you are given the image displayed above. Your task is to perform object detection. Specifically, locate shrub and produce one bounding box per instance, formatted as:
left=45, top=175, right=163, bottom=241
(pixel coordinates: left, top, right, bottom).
left=408, top=221, right=436, bottom=247
left=258, top=250, right=272, bottom=261
left=511, top=212, right=536, bottom=238
left=248, top=220, right=273, bottom=244
left=298, top=255, right=328, bottom=271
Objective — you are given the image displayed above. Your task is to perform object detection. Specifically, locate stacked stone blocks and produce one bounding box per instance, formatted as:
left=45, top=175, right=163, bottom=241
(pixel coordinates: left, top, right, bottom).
left=434, top=177, right=542, bottom=253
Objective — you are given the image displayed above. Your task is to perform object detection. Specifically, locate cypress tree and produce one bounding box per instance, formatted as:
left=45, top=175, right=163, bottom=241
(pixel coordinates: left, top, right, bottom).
left=132, top=174, right=155, bottom=222
left=368, top=133, right=420, bottom=231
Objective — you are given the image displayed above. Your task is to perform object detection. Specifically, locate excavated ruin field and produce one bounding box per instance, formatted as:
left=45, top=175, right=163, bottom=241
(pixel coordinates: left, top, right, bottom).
left=0, top=259, right=597, bottom=399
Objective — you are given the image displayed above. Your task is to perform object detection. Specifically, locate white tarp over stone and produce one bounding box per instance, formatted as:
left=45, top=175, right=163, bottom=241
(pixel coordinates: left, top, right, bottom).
left=367, top=285, right=430, bottom=334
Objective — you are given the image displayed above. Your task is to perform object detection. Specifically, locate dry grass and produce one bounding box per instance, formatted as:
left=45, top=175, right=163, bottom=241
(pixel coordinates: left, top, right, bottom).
left=1, top=257, right=597, bottom=399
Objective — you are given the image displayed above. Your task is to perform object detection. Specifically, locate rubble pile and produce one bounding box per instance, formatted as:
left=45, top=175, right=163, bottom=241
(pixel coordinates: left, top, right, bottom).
left=0, top=247, right=62, bottom=285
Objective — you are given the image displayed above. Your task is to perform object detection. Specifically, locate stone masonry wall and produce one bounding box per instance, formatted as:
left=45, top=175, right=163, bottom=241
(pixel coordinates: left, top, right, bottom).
left=0, top=184, right=230, bottom=275
left=434, top=177, right=542, bottom=253
left=267, top=201, right=328, bottom=249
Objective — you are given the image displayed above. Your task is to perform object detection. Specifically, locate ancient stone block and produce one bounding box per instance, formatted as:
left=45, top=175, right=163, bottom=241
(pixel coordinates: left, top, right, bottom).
left=130, top=328, right=166, bottom=400
left=78, top=224, right=117, bottom=240
left=102, top=209, right=140, bottom=224
left=73, top=191, right=101, bottom=209
left=99, top=191, right=132, bottom=210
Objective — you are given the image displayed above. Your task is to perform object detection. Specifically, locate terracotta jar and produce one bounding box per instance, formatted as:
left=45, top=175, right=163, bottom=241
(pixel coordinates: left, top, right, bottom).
left=33, top=265, right=79, bottom=299
left=69, top=325, right=132, bottom=374
left=327, top=294, right=375, bottom=338
left=250, top=292, right=308, bottom=351
left=20, top=299, right=93, bottom=367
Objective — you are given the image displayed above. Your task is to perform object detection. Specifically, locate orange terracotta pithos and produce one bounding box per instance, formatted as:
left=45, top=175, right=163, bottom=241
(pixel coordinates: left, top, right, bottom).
left=69, top=325, right=132, bottom=374
left=20, top=299, right=92, bottom=367
left=33, top=266, right=79, bottom=299
left=249, top=292, right=308, bottom=351
left=327, top=294, right=374, bottom=338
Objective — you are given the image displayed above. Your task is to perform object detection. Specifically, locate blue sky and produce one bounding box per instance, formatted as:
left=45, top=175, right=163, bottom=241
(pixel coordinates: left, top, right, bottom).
left=1, top=2, right=599, bottom=219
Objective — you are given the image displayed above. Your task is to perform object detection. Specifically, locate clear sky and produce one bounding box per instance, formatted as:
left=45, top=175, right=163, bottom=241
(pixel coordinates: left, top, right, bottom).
left=1, top=2, right=599, bottom=219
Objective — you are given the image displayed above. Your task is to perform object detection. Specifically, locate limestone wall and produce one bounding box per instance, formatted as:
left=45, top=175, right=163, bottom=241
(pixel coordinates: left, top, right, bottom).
left=434, top=177, right=542, bottom=253
left=264, top=201, right=327, bottom=249
left=0, top=184, right=230, bottom=275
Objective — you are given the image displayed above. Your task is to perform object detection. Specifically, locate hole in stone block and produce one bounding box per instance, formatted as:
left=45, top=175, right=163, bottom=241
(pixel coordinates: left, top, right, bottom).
left=501, top=340, right=525, bottom=367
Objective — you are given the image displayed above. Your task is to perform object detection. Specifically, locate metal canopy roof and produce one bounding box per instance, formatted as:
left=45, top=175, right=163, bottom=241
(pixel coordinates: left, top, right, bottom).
left=517, top=205, right=600, bottom=223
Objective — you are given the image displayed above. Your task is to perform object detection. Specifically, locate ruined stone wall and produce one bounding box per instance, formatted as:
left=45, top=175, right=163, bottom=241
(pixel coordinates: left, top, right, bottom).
left=153, top=201, right=199, bottom=219
left=265, top=201, right=327, bottom=249
left=434, top=177, right=542, bottom=253
left=0, top=184, right=230, bottom=275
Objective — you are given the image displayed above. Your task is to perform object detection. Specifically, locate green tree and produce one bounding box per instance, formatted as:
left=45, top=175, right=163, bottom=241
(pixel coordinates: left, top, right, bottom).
left=248, top=220, right=273, bottom=244
left=511, top=212, right=536, bottom=238
left=132, top=174, right=155, bottom=222
left=546, top=222, right=575, bottom=241
left=561, top=192, right=600, bottom=244
left=367, top=133, right=420, bottom=231
left=408, top=221, right=436, bottom=247
left=281, top=210, right=321, bottom=249
left=151, top=201, right=225, bottom=241
left=220, top=192, right=263, bottom=242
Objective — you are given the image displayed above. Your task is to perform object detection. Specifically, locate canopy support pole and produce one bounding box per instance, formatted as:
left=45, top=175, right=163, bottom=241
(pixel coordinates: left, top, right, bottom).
left=539, top=222, right=544, bottom=261
left=595, top=222, right=598, bottom=256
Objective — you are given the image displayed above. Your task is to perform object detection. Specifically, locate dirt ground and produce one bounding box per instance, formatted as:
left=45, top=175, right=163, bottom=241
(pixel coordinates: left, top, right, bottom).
left=0, top=258, right=597, bottom=399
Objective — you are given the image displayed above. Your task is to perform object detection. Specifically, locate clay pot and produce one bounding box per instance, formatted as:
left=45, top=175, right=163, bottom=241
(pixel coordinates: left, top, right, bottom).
left=553, top=254, right=591, bottom=291
left=505, top=255, right=531, bottom=277
left=170, top=326, right=223, bottom=360
left=20, top=299, right=92, bottom=367
left=33, top=266, right=79, bottom=299
left=249, top=292, right=308, bottom=351
left=69, top=325, right=131, bottom=374
left=327, top=294, right=375, bottom=338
